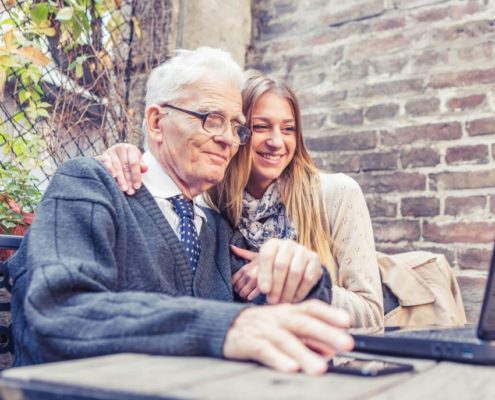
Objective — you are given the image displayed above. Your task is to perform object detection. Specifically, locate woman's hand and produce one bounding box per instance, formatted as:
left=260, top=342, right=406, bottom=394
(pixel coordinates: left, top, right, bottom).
left=231, top=239, right=324, bottom=304
left=95, top=144, right=147, bottom=195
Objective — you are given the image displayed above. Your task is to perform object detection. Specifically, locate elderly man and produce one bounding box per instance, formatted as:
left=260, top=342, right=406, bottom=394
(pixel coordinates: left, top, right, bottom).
left=8, top=47, right=353, bottom=376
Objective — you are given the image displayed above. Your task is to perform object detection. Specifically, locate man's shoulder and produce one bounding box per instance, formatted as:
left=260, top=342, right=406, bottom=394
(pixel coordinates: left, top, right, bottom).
left=56, top=157, right=107, bottom=179
left=47, top=158, right=120, bottom=202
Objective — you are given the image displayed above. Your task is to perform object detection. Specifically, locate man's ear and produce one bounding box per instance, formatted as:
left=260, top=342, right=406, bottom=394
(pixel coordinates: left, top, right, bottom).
left=145, top=106, right=164, bottom=143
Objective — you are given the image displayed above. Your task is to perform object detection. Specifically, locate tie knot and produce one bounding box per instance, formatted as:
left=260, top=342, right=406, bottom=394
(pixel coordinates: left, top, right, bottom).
left=170, top=195, right=194, bottom=219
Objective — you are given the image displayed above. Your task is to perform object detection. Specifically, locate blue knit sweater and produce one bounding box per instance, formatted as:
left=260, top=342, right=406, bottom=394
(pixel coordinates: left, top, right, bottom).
left=8, top=158, right=332, bottom=366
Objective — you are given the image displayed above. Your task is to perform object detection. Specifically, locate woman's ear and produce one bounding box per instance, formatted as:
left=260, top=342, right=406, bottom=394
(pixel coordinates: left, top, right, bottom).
left=145, top=106, right=164, bottom=143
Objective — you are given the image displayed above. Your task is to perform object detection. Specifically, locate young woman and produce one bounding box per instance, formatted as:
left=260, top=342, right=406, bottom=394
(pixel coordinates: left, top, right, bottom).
left=99, top=71, right=384, bottom=327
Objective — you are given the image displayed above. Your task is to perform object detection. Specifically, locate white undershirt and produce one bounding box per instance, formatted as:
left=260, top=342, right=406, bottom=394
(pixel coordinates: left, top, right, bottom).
left=141, top=151, right=205, bottom=238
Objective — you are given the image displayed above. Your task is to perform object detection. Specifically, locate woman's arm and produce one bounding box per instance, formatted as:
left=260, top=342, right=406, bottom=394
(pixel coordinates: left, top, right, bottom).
left=96, top=143, right=147, bottom=195
left=320, top=173, right=384, bottom=327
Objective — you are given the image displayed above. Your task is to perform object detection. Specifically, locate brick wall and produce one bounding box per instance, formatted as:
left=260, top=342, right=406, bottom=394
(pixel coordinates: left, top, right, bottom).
left=247, top=0, right=495, bottom=322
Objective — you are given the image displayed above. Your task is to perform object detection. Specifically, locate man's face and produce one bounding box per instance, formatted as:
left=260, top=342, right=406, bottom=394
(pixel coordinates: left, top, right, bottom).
left=150, top=78, right=243, bottom=198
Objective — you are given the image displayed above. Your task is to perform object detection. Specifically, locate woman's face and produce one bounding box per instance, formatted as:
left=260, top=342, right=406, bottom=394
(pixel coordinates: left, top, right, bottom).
left=245, top=91, right=297, bottom=198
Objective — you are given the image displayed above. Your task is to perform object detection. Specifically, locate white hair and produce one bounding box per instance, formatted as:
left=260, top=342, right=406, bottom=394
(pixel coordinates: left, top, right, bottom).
left=145, top=47, right=244, bottom=108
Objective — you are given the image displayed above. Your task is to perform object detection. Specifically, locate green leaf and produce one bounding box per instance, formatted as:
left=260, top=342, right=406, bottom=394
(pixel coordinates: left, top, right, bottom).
left=75, top=62, right=83, bottom=78
left=30, top=3, right=49, bottom=25
left=56, top=7, right=74, bottom=21
left=0, top=18, right=16, bottom=27
left=12, top=140, right=23, bottom=156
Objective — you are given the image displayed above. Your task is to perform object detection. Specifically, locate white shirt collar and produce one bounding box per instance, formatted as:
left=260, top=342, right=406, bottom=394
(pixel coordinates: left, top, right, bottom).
left=141, top=151, right=206, bottom=220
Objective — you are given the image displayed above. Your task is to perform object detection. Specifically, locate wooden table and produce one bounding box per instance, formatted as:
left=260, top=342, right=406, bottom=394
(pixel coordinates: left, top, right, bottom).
left=0, top=353, right=493, bottom=400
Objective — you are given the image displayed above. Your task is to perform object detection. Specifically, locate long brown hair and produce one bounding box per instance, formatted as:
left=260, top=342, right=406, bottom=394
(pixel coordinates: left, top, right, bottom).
left=205, top=70, right=333, bottom=274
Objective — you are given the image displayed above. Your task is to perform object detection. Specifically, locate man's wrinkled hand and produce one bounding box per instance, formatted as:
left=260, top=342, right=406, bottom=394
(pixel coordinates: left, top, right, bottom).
left=223, top=300, right=354, bottom=375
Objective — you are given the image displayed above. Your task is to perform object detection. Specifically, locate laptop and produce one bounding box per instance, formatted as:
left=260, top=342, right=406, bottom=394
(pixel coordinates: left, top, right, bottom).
left=351, top=243, right=495, bottom=365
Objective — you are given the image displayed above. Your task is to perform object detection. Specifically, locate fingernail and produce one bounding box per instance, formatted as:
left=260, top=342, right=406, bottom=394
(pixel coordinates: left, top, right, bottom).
left=308, top=360, right=327, bottom=376
left=337, top=334, right=354, bottom=350
left=134, top=183, right=141, bottom=190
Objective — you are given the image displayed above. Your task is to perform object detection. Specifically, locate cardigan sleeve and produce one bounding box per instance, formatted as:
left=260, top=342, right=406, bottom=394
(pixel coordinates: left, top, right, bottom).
left=320, top=173, right=384, bottom=327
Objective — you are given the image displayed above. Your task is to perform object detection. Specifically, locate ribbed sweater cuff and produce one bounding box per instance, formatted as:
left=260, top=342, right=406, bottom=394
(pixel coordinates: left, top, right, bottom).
left=197, top=302, right=251, bottom=358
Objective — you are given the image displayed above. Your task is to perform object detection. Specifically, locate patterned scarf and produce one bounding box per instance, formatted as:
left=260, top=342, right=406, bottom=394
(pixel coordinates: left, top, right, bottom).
left=238, top=182, right=297, bottom=250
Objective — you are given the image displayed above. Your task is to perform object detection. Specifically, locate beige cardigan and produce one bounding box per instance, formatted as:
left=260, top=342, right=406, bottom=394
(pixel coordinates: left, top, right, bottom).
left=320, top=173, right=466, bottom=328
left=319, top=173, right=384, bottom=327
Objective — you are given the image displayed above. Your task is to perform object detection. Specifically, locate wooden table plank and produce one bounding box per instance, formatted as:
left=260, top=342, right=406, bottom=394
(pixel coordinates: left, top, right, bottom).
left=0, top=353, right=439, bottom=400
left=368, top=361, right=495, bottom=400
left=0, top=354, right=257, bottom=399
left=165, top=353, right=436, bottom=400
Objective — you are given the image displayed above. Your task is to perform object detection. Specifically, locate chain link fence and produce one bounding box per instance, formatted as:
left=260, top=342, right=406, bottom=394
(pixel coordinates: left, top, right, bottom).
left=0, top=0, right=141, bottom=191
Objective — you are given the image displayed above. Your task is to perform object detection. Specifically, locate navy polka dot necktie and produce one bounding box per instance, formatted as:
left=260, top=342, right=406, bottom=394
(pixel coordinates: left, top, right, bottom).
left=170, top=195, right=201, bottom=271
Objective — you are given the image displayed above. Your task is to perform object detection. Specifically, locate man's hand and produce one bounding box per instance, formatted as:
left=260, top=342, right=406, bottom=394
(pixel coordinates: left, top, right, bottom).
left=95, top=143, right=147, bottom=195
left=223, top=300, right=354, bottom=375
left=231, top=239, right=323, bottom=304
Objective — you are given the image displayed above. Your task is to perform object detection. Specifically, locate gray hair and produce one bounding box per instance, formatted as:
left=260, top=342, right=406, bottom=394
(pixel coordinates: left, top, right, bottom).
left=145, top=47, right=244, bottom=108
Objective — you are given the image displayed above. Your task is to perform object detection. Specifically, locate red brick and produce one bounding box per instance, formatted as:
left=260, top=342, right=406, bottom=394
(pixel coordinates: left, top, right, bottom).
left=445, top=196, right=487, bottom=216
left=361, top=152, right=397, bottom=171
left=354, top=172, right=426, bottom=193
left=429, top=67, right=495, bottom=89
left=423, top=221, right=495, bottom=244
left=366, top=196, right=397, bottom=218
left=431, top=20, right=495, bottom=43
left=445, top=144, right=488, bottom=164
left=413, top=244, right=456, bottom=268
left=445, top=144, right=489, bottom=164
left=414, top=7, right=449, bottom=22
left=312, top=154, right=360, bottom=173
left=401, top=197, right=440, bottom=217
left=383, top=122, right=462, bottom=146
left=375, top=243, right=415, bottom=255
left=302, top=113, right=326, bottom=130
left=370, top=57, right=408, bottom=74
left=305, top=130, right=377, bottom=151
left=466, top=117, right=495, bottom=136
left=457, top=42, right=494, bottom=62
left=405, top=98, right=440, bottom=116
left=331, top=108, right=364, bottom=126
left=446, top=94, right=485, bottom=110
left=323, top=0, right=385, bottom=27
left=361, top=78, right=424, bottom=98
left=458, top=247, right=493, bottom=271
left=299, top=89, right=347, bottom=106
left=448, top=1, right=481, bottom=20
left=372, top=17, right=406, bottom=31
left=401, top=148, right=440, bottom=168
left=351, top=34, right=408, bottom=57
left=364, top=103, right=399, bottom=121
left=457, top=274, right=486, bottom=323
left=336, top=60, right=369, bottom=81
left=429, top=170, right=495, bottom=190
left=373, top=220, right=421, bottom=242
left=413, top=49, right=448, bottom=67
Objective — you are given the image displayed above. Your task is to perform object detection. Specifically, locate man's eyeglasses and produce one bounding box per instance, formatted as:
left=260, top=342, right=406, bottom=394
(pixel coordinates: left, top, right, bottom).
left=159, top=104, right=251, bottom=145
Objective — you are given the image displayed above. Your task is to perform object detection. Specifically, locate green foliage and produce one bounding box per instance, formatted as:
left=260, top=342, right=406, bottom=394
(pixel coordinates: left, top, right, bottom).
left=0, top=162, right=41, bottom=232
left=0, top=0, right=130, bottom=232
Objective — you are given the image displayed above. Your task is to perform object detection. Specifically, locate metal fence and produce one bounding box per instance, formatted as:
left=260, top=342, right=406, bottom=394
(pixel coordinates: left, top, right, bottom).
left=0, top=0, right=139, bottom=190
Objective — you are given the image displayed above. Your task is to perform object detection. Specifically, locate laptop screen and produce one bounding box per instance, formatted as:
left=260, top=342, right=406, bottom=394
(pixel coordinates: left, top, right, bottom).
left=477, top=242, right=495, bottom=340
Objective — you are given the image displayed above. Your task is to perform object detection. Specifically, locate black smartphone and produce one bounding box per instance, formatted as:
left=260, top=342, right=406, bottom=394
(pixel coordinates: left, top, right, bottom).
left=327, top=355, right=414, bottom=377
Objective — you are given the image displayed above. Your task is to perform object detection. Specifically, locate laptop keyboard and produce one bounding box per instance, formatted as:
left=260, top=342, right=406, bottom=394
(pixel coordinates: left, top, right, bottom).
left=386, top=327, right=477, bottom=342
